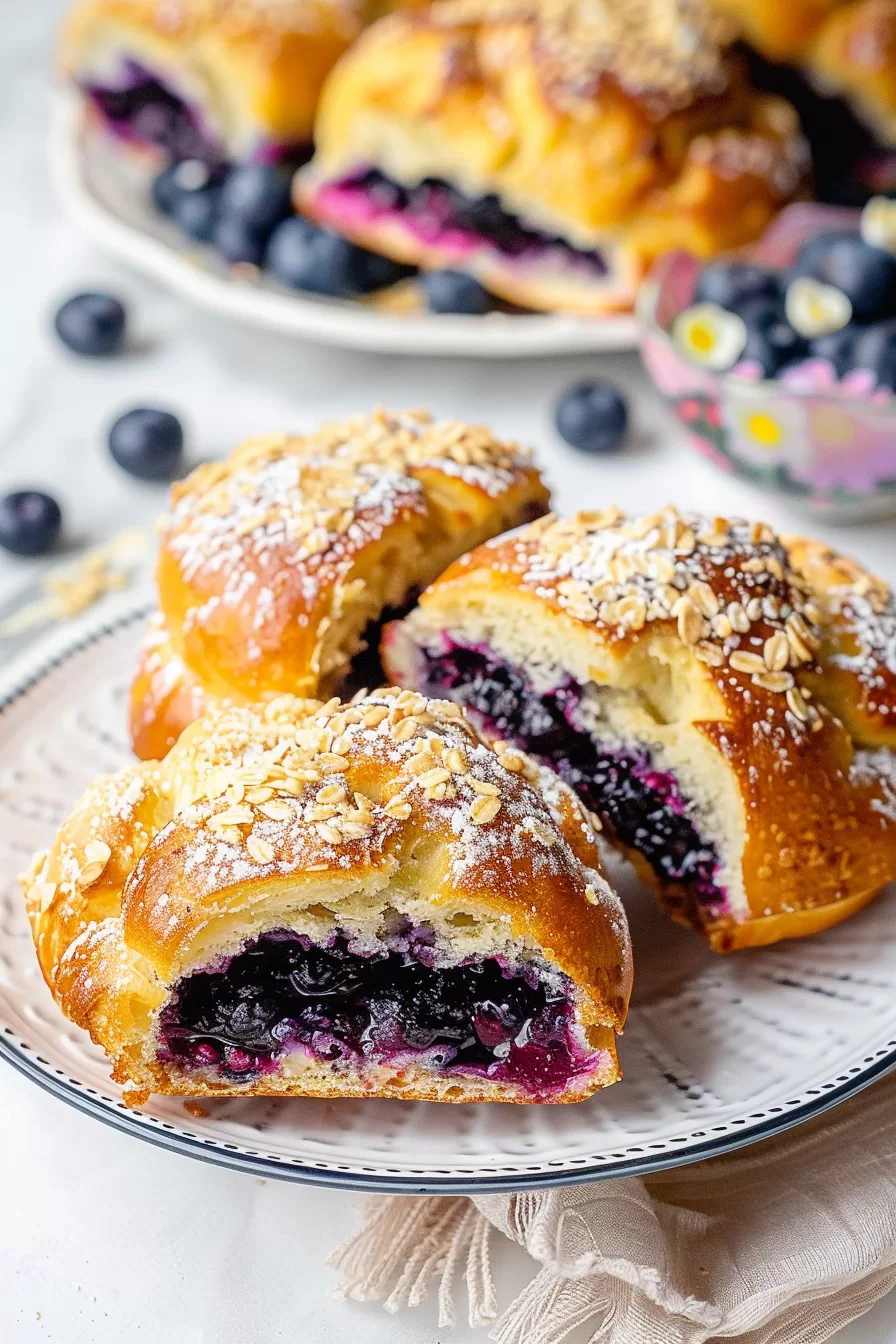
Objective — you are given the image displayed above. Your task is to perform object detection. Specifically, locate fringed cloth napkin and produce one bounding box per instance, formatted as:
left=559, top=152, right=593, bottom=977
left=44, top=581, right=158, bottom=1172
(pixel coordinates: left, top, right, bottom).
left=330, top=1071, right=896, bottom=1343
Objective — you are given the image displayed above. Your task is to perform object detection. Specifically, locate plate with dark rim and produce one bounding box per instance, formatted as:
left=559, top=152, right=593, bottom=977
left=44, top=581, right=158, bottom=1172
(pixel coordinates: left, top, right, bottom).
left=2, top=601, right=895, bottom=1192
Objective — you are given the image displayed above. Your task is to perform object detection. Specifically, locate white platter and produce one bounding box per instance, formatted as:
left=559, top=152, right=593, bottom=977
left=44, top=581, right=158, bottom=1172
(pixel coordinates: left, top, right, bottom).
left=50, top=94, right=640, bottom=359
left=2, top=605, right=896, bottom=1193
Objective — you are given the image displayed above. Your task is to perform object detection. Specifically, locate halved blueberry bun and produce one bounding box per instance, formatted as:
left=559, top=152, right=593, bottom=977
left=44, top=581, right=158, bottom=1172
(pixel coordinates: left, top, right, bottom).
left=382, top=508, right=896, bottom=951
left=295, top=0, right=808, bottom=315
left=60, top=0, right=373, bottom=166
left=129, top=408, right=549, bottom=760
left=22, top=690, right=631, bottom=1106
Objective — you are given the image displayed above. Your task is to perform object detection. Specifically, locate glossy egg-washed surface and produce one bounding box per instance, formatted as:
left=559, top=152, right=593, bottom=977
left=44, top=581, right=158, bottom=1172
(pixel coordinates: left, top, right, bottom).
left=23, top=688, right=630, bottom=1104
left=130, top=409, right=548, bottom=761
left=300, top=0, right=807, bottom=316
left=385, top=507, right=896, bottom=950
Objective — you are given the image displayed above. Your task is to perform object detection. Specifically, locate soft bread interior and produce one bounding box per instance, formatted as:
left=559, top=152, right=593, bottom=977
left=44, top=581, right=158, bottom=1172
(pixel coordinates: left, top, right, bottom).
left=385, top=584, right=751, bottom=923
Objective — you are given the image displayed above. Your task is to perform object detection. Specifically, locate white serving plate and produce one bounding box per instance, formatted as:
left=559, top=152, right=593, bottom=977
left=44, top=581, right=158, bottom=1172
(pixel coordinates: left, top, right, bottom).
left=1, top=604, right=895, bottom=1192
left=50, top=94, right=639, bottom=359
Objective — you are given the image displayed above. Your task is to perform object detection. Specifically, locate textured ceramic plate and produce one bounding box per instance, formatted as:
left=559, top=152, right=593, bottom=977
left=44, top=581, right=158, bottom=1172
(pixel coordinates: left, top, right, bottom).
left=2, top=605, right=896, bottom=1193
left=50, top=94, right=639, bottom=359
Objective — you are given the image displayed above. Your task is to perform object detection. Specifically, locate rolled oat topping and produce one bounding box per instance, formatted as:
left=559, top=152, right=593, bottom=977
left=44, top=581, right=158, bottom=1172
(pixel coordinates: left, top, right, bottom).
left=516, top=506, right=825, bottom=722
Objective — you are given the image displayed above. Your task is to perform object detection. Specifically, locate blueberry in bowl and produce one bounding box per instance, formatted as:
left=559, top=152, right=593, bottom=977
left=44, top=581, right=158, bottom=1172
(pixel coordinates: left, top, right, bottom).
left=737, top=297, right=807, bottom=377
left=791, top=231, right=896, bottom=322
left=638, top=200, right=896, bottom=521
left=694, top=262, right=780, bottom=311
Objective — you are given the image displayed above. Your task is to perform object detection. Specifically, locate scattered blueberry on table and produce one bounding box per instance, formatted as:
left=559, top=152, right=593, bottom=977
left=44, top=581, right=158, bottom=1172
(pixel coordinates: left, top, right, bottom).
left=671, top=196, right=896, bottom=392
left=0, top=490, right=62, bottom=557
left=421, top=270, right=492, bottom=315
left=554, top=381, right=629, bottom=454
left=54, top=292, right=127, bottom=357
left=108, top=408, right=184, bottom=482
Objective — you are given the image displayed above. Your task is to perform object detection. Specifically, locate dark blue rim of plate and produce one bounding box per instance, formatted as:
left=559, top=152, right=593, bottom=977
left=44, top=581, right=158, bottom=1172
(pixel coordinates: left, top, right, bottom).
left=2, top=604, right=896, bottom=1195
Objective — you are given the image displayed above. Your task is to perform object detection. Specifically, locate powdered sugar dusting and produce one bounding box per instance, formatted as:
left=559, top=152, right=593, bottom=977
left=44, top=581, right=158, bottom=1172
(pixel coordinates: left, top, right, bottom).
left=160, top=408, right=538, bottom=657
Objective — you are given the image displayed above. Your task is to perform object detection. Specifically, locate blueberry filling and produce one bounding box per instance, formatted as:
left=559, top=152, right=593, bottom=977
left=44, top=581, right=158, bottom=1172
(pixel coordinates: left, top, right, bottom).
left=83, top=60, right=308, bottom=167
left=158, top=930, right=595, bottom=1095
left=416, top=643, right=726, bottom=909
left=84, top=62, right=222, bottom=163
left=328, top=168, right=609, bottom=276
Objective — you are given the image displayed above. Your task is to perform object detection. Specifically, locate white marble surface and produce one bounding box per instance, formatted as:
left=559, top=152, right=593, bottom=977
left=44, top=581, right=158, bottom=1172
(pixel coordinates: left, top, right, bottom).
left=3, top=3, right=896, bottom=1341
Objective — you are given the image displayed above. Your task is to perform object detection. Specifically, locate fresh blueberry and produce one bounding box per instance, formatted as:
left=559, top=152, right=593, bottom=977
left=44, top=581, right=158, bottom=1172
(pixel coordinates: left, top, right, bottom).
left=554, top=381, right=629, bottom=454
left=171, top=184, right=222, bottom=242
left=739, top=301, right=807, bottom=376
left=852, top=318, right=896, bottom=390
left=0, top=490, right=62, bottom=557
left=219, top=165, right=293, bottom=233
left=796, top=233, right=896, bottom=321
left=54, top=292, right=126, bottom=357
left=694, top=263, right=779, bottom=312
left=213, top=214, right=267, bottom=266
left=794, top=230, right=861, bottom=275
left=152, top=159, right=218, bottom=217
left=151, top=162, right=186, bottom=216
left=108, top=408, right=184, bottom=481
left=810, top=324, right=860, bottom=376
left=734, top=295, right=785, bottom=331
left=266, top=218, right=357, bottom=296
left=352, top=249, right=414, bottom=293
left=422, top=269, right=491, bottom=315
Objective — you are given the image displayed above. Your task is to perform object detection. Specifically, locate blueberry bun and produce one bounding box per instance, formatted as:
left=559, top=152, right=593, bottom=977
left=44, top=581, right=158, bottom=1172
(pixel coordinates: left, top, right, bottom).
left=60, top=0, right=374, bottom=165
left=295, top=0, right=808, bottom=315
left=130, top=408, right=549, bottom=760
left=382, top=507, right=896, bottom=951
left=23, top=691, right=631, bottom=1106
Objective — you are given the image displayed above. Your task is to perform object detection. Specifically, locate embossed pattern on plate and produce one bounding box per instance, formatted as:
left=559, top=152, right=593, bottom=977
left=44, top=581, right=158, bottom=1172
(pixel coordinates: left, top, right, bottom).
left=2, top=607, right=895, bottom=1192
left=49, top=94, right=639, bottom=359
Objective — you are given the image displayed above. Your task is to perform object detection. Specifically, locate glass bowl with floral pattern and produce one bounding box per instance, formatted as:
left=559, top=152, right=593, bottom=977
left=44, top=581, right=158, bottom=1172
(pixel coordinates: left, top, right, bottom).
left=638, top=203, right=896, bottom=522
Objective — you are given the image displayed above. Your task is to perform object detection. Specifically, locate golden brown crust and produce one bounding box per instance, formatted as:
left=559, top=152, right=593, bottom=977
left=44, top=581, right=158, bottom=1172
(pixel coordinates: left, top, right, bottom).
left=706, top=0, right=842, bottom=61
left=60, top=0, right=373, bottom=157
left=130, top=409, right=549, bottom=759
left=382, top=507, right=896, bottom=951
left=710, top=0, right=896, bottom=148
left=809, top=1, right=896, bottom=146
left=785, top=535, right=896, bottom=749
left=24, top=690, right=631, bottom=1105
left=296, top=0, right=807, bottom=314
